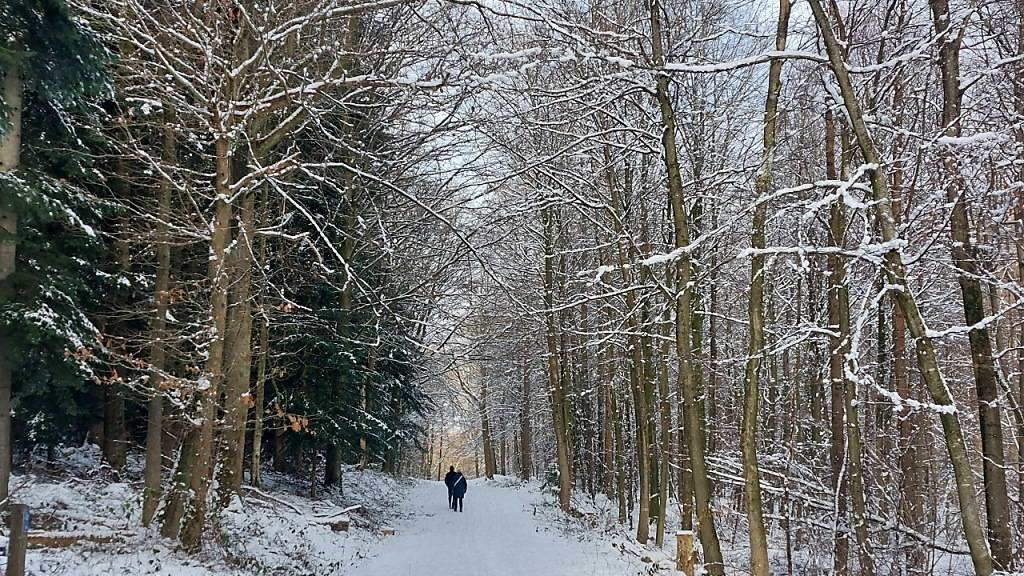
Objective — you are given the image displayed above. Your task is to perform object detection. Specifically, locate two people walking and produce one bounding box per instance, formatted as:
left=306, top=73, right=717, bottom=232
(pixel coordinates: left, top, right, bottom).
left=443, top=465, right=467, bottom=512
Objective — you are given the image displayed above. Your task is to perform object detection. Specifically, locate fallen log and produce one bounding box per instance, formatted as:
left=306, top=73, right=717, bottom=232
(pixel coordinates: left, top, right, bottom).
left=26, top=531, right=131, bottom=549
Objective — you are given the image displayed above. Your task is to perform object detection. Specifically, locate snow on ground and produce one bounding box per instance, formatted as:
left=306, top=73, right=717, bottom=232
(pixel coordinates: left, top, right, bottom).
left=353, top=475, right=664, bottom=576
left=2, top=444, right=409, bottom=575
left=10, top=447, right=972, bottom=576
left=3, top=447, right=675, bottom=576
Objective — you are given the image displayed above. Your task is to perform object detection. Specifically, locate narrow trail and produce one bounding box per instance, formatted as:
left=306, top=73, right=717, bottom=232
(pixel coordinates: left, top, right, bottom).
left=356, top=479, right=641, bottom=576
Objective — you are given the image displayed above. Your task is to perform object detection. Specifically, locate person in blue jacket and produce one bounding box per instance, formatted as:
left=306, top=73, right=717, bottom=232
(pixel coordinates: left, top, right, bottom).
left=450, top=469, right=467, bottom=512
left=443, top=465, right=457, bottom=507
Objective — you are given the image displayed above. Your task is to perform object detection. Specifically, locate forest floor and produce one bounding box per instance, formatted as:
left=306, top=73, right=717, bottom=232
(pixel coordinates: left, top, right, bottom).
left=2, top=444, right=406, bottom=575
left=0, top=446, right=669, bottom=575
left=0, top=449, right=978, bottom=576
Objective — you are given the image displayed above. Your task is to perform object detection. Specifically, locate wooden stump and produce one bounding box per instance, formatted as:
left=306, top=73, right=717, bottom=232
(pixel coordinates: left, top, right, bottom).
left=6, top=504, right=29, bottom=576
left=676, top=531, right=694, bottom=576
left=329, top=520, right=350, bottom=532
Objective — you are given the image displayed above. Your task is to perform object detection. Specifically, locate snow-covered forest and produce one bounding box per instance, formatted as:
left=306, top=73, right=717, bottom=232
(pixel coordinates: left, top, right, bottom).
left=0, top=0, right=1022, bottom=574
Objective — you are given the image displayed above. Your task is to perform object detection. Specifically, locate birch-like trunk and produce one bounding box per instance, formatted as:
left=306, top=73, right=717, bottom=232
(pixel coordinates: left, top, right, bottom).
left=0, top=60, right=22, bottom=510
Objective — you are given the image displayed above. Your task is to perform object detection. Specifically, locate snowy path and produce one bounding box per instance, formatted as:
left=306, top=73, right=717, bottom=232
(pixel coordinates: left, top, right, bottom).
left=356, top=479, right=642, bottom=576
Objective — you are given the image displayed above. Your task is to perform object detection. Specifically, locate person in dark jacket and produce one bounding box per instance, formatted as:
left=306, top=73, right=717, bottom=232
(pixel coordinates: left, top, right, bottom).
left=450, top=469, right=467, bottom=512
left=443, top=466, right=457, bottom=508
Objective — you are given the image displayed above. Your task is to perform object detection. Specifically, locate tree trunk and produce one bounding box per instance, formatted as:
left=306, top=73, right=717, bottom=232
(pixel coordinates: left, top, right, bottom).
left=707, top=205, right=719, bottom=454
left=499, top=427, right=507, bottom=477
left=599, top=328, right=613, bottom=498
left=481, top=373, right=496, bottom=479
left=740, top=2, right=789, bottom=573
left=542, top=204, right=572, bottom=511
left=101, top=384, right=127, bottom=472
left=603, top=158, right=651, bottom=543
left=927, top=0, right=1012, bottom=568
left=176, top=127, right=234, bottom=551
left=887, top=80, right=928, bottom=574
left=217, top=187, right=256, bottom=506
left=142, top=105, right=175, bottom=526
left=160, top=427, right=195, bottom=539
left=0, top=60, right=22, bottom=510
left=648, top=1, right=724, bottom=570
left=824, top=108, right=850, bottom=576
left=655, top=304, right=672, bottom=548
left=250, top=309, right=269, bottom=487
left=828, top=146, right=874, bottom=576
left=1017, top=212, right=1024, bottom=564
left=807, top=2, right=994, bottom=572
left=520, top=363, right=532, bottom=480
left=636, top=254, right=660, bottom=525
left=598, top=275, right=628, bottom=523
left=611, top=382, right=627, bottom=524
left=309, top=444, right=318, bottom=498
left=249, top=179, right=276, bottom=489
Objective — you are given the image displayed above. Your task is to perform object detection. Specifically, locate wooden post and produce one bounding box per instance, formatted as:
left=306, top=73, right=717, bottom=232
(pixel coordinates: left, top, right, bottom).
left=6, top=503, right=28, bottom=576
left=676, top=530, right=694, bottom=576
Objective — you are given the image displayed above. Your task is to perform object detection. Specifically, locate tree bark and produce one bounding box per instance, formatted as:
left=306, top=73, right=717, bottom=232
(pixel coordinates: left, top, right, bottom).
left=648, top=1, right=724, bottom=570
left=542, top=204, right=572, bottom=511
left=217, top=187, right=256, bottom=506
left=0, top=60, right=22, bottom=510
left=520, top=363, right=532, bottom=480
left=740, top=1, right=789, bottom=573
left=481, top=371, right=497, bottom=479
left=886, top=70, right=929, bottom=573
left=807, top=2, right=994, bottom=572
left=824, top=108, right=850, bottom=576
left=828, top=145, right=874, bottom=576
left=250, top=291, right=270, bottom=487
left=142, top=105, right=176, bottom=526
left=927, top=0, right=1012, bottom=568
left=176, top=127, right=233, bottom=551
left=611, top=381, right=627, bottom=524
left=597, top=274, right=628, bottom=523
left=655, top=303, right=672, bottom=548
left=603, top=159, right=651, bottom=543
left=1017, top=210, right=1024, bottom=564
left=101, top=384, right=127, bottom=472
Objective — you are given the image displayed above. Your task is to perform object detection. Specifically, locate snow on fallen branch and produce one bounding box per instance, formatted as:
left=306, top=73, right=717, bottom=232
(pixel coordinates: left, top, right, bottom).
left=25, top=530, right=133, bottom=549
left=313, top=504, right=364, bottom=520
left=243, top=486, right=304, bottom=514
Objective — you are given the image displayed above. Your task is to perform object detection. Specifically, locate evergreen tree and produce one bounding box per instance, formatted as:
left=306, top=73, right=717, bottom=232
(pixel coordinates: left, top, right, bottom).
left=0, top=0, right=110, bottom=502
